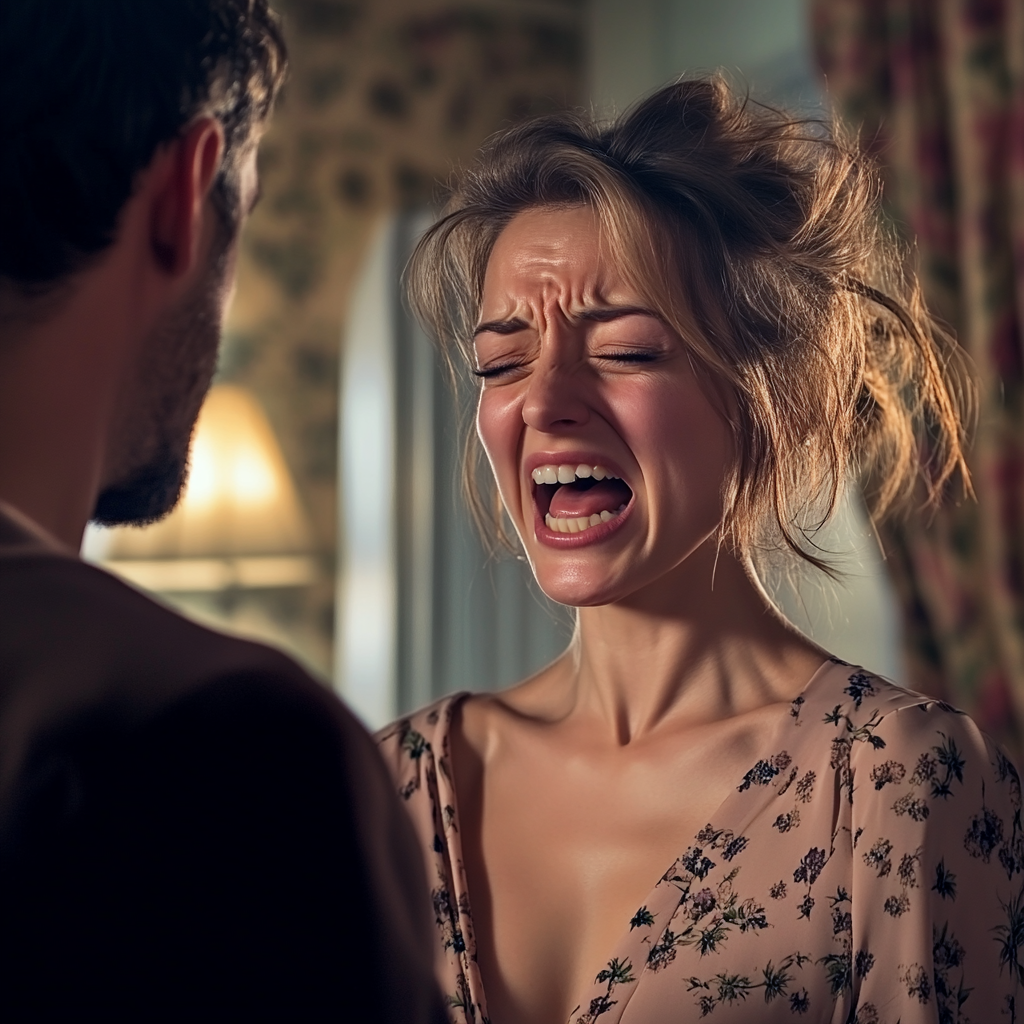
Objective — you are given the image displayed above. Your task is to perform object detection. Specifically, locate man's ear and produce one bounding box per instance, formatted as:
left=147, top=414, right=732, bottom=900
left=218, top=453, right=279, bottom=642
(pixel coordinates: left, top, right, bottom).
left=149, top=118, right=225, bottom=276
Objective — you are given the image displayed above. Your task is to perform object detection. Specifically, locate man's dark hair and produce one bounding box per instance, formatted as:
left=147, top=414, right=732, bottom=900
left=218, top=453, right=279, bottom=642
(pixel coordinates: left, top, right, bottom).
left=0, top=0, right=287, bottom=290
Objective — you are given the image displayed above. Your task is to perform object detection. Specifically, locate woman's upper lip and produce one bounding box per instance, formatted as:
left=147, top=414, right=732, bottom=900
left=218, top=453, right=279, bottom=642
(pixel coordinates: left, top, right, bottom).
left=523, top=451, right=630, bottom=483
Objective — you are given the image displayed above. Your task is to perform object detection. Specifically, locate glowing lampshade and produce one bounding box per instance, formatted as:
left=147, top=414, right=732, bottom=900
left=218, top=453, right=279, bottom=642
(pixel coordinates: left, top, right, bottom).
left=98, top=384, right=315, bottom=591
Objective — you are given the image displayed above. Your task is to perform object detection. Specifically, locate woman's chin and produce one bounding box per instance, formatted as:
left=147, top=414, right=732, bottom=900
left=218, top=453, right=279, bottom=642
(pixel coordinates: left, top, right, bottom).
left=531, top=565, right=631, bottom=609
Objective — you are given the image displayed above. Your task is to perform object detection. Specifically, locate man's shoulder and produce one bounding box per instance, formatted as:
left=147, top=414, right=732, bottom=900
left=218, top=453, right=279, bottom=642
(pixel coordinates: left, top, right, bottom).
left=1, top=550, right=305, bottom=695
left=0, top=556, right=445, bottom=1024
left=0, top=550, right=377, bottom=798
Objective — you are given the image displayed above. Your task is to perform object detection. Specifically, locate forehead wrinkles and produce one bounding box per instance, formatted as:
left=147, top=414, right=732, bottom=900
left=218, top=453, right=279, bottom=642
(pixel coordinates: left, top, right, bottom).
left=534, top=278, right=594, bottom=334
left=505, top=224, right=605, bottom=282
left=482, top=247, right=611, bottom=330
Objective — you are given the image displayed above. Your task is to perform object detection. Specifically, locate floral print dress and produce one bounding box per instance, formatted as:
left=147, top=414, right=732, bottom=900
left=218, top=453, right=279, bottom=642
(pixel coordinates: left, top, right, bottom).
left=376, top=660, right=1024, bottom=1023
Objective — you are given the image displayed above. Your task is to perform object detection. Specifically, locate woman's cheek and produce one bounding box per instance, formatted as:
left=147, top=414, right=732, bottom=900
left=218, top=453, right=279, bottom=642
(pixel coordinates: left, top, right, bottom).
left=604, top=376, right=690, bottom=465
left=615, top=377, right=732, bottom=511
left=476, top=389, right=526, bottom=519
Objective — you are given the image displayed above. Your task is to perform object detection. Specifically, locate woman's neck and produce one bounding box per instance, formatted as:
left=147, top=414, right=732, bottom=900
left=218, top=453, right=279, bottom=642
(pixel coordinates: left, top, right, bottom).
left=542, top=542, right=827, bottom=745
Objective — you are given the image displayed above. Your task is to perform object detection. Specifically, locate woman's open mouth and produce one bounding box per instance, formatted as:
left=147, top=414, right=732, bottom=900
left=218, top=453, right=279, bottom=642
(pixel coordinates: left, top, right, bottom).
left=530, top=462, right=634, bottom=539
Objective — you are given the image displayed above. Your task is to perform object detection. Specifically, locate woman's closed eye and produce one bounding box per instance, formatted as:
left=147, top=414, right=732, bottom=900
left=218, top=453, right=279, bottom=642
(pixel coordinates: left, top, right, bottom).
left=475, top=349, right=665, bottom=379
left=594, top=348, right=664, bottom=366
left=473, top=360, right=530, bottom=381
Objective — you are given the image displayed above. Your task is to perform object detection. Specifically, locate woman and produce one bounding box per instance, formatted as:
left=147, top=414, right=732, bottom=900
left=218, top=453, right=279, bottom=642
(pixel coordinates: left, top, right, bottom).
left=377, top=77, right=1023, bottom=1024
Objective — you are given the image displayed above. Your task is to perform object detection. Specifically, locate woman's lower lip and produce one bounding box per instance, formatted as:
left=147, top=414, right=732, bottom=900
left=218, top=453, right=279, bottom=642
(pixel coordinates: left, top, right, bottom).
left=533, top=500, right=634, bottom=547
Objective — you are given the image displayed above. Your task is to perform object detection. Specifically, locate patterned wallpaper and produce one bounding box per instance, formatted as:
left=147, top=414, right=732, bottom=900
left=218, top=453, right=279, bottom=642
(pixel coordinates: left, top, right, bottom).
left=218, top=0, right=584, bottom=673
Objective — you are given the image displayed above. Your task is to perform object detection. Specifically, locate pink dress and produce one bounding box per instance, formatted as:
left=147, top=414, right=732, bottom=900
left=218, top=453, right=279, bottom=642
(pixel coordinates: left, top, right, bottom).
left=376, top=660, right=1024, bottom=1023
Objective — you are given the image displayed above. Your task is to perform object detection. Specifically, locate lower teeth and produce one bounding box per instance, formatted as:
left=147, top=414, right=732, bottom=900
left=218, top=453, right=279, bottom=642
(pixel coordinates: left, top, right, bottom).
left=544, top=505, right=626, bottom=535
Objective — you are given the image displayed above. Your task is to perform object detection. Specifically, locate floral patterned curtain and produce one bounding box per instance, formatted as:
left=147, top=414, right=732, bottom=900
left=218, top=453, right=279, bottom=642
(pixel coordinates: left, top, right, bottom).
left=811, top=0, right=1024, bottom=754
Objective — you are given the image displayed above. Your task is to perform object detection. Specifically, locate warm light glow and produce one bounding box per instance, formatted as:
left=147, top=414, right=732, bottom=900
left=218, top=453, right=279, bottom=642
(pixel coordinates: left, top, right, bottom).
left=231, top=449, right=277, bottom=504
left=186, top=435, right=217, bottom=508
left=99, top=384, right=313, bottom=562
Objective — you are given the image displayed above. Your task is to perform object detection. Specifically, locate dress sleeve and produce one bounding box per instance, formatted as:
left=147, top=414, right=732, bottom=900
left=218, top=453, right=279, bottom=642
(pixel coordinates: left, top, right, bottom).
left=847, top=700, right=1023, bottom=1023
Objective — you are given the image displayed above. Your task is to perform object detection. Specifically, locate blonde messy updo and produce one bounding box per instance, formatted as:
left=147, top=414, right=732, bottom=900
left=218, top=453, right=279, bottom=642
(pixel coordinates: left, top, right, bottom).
left=407, top=75, right=972, bottom=573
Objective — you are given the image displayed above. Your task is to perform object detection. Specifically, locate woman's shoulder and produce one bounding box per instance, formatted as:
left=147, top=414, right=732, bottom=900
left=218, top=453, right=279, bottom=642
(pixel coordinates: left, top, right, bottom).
left=374, top=691, right=470, bottom=797
left=805, top=659, right=1022, bottom=823
left=799, top=659, right=936, bottom=722
left=375, top=691, right=460, bottom=747
left=806, top=668, right=1024, bottom=1016
left=800, top=659, right=988, bottom=748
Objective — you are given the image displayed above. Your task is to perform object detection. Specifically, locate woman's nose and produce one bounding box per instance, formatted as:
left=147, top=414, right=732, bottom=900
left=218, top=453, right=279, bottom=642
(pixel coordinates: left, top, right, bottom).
left=521, top=355, right=591, bottom=433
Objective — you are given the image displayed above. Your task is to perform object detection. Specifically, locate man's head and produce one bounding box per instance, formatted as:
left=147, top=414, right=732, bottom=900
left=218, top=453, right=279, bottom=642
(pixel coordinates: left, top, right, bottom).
left=0, top=0, right=286, bottom=529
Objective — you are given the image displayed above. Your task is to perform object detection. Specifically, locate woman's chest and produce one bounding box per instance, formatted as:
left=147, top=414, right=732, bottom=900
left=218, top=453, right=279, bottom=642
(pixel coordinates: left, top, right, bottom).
left=616, top=826, right=857, bottom=1022
left=470, top=752, right=858, bottom=1024
left=596, top=756, right=859, bottom=1024
left=476, top=796, right=721, bottom=1019
left=465, top=722, right=802, bottom=1021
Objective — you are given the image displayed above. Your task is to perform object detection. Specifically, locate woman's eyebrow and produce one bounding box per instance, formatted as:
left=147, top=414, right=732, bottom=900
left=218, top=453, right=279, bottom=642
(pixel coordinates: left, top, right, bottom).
left=473, top=306, right=660, bottom=337
left=473, top=316, right=529, bottom=337
left=575, top=305, right=662, bottom=324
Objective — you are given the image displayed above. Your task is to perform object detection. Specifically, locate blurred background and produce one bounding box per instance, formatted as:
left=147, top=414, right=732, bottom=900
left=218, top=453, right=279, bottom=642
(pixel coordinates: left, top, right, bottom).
left=84, top=0, right=1024, bottom=756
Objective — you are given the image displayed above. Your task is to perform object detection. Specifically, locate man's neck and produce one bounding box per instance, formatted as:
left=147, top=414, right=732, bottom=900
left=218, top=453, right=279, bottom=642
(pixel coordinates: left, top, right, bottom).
left=0, top=268, right=132, bottom=550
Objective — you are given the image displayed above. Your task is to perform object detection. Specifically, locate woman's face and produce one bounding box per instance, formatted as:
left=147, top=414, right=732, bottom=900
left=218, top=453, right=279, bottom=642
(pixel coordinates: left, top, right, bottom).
left=475, top=205, right=734, bottom=608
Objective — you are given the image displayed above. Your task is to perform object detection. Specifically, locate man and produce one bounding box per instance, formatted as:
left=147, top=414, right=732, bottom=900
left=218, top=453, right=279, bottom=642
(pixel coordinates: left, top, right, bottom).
left=0, top=2, right=444, bottom=1019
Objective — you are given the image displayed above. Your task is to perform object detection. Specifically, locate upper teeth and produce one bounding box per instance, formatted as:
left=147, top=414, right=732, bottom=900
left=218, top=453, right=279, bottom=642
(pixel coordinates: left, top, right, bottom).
left=531, top=463, right=618, bottom=486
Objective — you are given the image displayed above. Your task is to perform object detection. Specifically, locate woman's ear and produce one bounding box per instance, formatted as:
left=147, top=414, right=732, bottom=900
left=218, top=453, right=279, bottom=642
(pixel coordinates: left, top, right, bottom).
left=148, top=117, right=225, bottom=276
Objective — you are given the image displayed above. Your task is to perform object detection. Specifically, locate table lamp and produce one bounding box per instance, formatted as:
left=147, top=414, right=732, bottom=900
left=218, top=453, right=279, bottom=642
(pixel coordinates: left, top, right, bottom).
left=96, top=384, right=317, bottom=592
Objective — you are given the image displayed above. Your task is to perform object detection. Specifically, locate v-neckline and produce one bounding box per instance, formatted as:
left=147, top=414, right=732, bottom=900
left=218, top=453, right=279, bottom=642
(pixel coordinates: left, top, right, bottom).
left=436, top=658, right=842, bottom=1024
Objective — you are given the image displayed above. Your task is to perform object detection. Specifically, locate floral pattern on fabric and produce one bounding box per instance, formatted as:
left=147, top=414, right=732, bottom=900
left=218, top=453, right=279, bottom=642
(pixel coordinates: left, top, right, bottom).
left=377, top=700, right=488, bottom=1022
left=376, top=662, right=1024, bottom=1022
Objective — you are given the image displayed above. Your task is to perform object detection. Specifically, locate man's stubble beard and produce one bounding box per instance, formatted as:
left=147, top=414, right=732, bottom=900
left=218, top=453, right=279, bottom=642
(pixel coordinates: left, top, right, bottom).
left=91, top=223, right=237, bottom=528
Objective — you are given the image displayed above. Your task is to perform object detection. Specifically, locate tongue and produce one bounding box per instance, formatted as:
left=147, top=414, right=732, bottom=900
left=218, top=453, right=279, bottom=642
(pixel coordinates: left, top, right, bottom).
left=549, top=478, right=632, bottom=518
